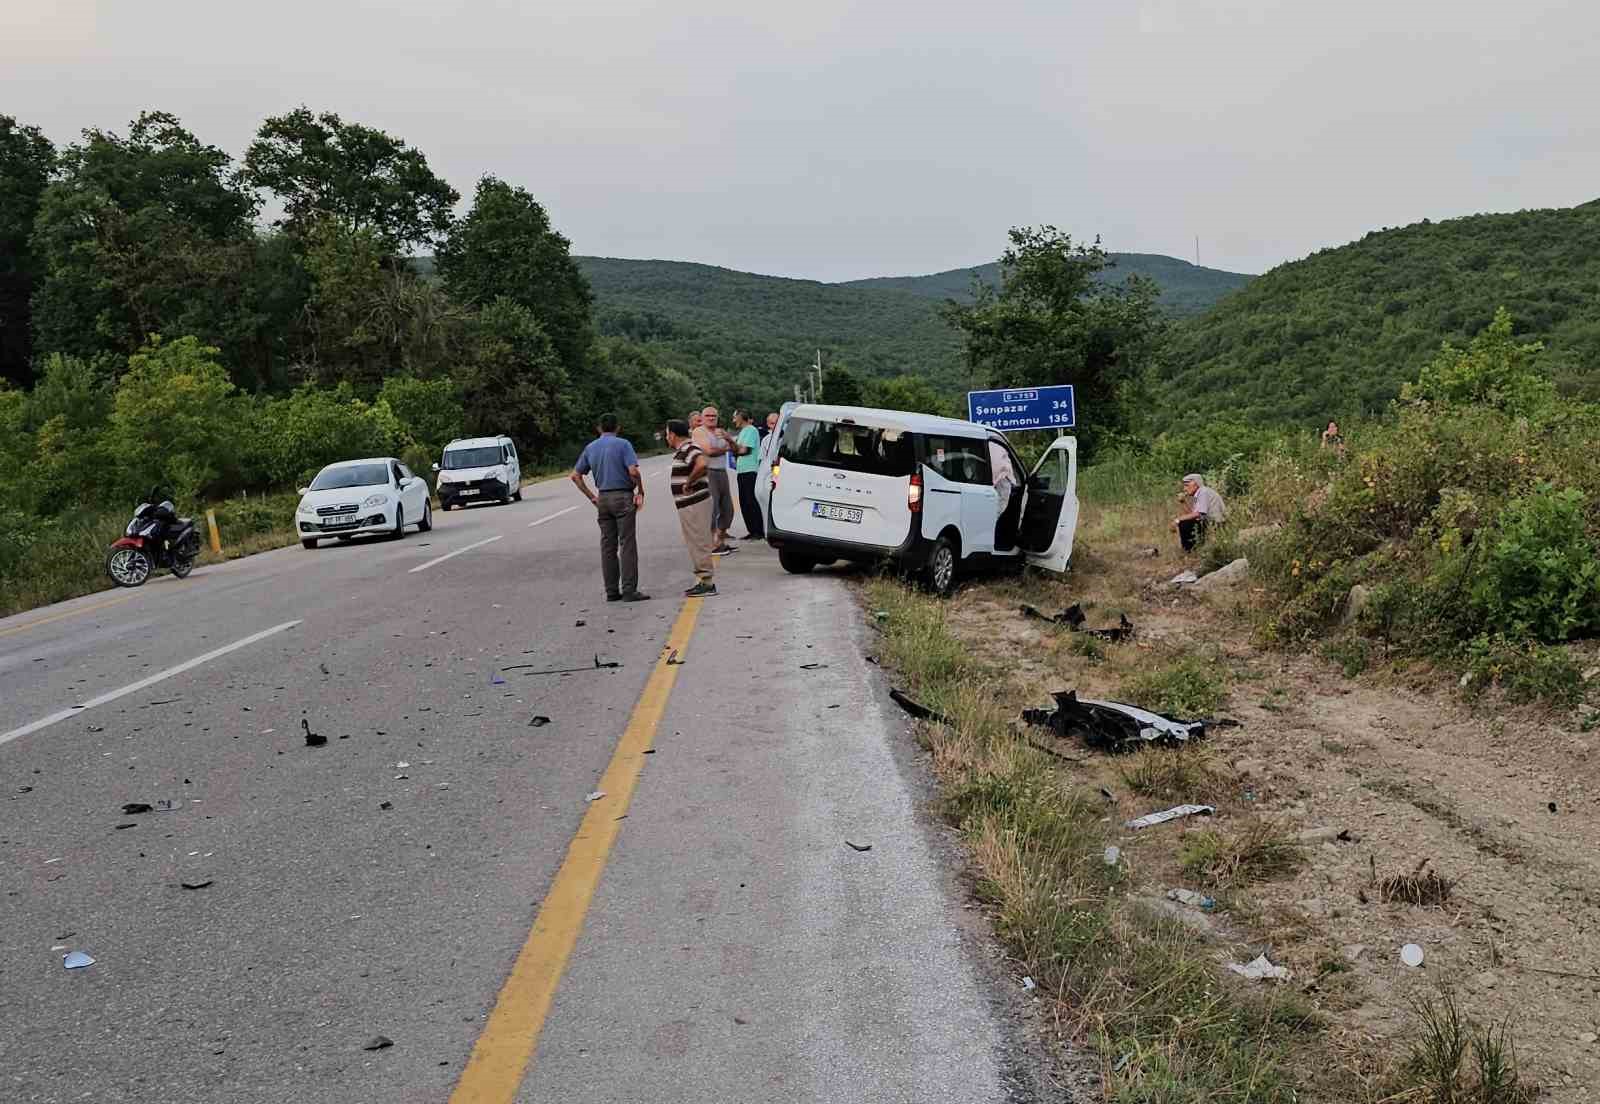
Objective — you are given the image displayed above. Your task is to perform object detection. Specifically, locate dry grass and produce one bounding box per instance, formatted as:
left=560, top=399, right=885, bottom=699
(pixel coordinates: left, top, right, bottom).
left=1378, top=858, right=1458, bottom=908
left=1180, top=819, right=1307, bottom=888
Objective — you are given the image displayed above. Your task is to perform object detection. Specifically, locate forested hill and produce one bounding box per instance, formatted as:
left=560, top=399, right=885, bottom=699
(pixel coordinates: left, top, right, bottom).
left=1154, top=199, right=1600, bottom=428
left=576, top=257, right=969, bottom=407
left=838, top=253, right=1254, bottom=317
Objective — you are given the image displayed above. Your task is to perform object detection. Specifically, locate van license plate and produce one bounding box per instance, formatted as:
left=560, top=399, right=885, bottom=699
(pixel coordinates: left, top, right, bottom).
left=813, top=503, right=863, bottom=524
left=459, top=489, right=479, bottom=496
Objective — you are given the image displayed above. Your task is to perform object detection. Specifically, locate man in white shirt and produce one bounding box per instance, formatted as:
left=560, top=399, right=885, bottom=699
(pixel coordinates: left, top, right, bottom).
left=1172, top=473, right=1226, bottom=552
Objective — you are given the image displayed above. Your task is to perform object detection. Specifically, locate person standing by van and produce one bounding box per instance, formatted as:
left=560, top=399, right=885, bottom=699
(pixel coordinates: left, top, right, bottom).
left=666, top=419, right=717, bottom=597
left=730, top=410, right=765, bottom=540
left=570, top=414, right=649, bottom=602
left=695, top=405, right=736, bottom=555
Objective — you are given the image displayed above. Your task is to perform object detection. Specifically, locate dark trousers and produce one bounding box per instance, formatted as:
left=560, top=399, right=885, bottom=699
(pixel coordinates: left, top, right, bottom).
left=596, top=490, right=639, bottom=596
left=736, top=470, right=764, bottom=538
left=1178, top=516, right=1209, bottom=552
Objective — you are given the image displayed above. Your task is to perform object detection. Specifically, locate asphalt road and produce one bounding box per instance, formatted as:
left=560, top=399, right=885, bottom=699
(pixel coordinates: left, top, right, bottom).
left=1, top=457, right=1029, bottom=1103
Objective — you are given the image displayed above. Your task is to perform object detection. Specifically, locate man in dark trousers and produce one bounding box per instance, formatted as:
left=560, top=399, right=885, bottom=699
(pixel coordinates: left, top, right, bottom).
left=570, top=414, right=650, bottom=602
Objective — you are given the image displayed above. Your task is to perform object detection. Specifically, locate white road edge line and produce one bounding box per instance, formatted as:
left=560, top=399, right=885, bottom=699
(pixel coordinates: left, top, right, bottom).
left=527, top=504, right=581, bottom=528
left=0, top=620, right=303, bottom=748
left=408, top=535, right=504, bottom=574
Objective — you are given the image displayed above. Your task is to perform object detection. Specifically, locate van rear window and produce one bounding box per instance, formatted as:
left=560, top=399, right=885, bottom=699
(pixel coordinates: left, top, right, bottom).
left=780, top=418, right=914, bottom=477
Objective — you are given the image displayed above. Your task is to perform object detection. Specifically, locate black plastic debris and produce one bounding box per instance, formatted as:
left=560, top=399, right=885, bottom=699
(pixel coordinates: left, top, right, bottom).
left=1022, top=690, right=1206, bottom=752
left=363, top=1035, right=394, bottom=1051
left=319, top=662, right=330, bottom=675
left=508, top=654, right=623, bottom=676
left=303, top=718, right=327, bottom=748
left=799, top=663, right=828, bottom=670
left=528, top=716, right=551, bottom=727
left=845, top=840, right=872, bottom=852
left=180, top=879, right=213, bottom=890
left=114, top=822, right=137, bottom=830
left=575, top=619, right=586, bottom=627
left=665, top=649, right=686, bottom=666
left=889, top=689, right=953, bottom=726
left=121, top=802, right=153, bottom=815
left=1549, top=802, right=1558, bottom=814
left=379, top=801, right=393, bottom=811
left=1083, top=614, right=1135, bottom=642
left=1020, top=604, right=1133, bottom=640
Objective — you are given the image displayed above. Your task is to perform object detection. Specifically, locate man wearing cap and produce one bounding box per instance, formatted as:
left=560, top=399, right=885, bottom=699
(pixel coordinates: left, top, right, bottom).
left=1171, top=473, right=1226, bottom=552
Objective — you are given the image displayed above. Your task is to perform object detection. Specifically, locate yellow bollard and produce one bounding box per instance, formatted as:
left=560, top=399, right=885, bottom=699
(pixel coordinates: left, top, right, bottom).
left=205, top=509, right=222, bottom=555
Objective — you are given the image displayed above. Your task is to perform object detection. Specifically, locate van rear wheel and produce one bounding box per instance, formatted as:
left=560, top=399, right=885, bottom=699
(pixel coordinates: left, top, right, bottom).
left=778, top=546, right=816, bottom=575
left=924, top=535, right=958, bottom=597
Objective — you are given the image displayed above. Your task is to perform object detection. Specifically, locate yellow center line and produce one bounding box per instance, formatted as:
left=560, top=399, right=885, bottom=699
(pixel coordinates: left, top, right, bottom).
left=0, top=593, right=137, bottom=640
left=449, top=596, right=706, bottom=1104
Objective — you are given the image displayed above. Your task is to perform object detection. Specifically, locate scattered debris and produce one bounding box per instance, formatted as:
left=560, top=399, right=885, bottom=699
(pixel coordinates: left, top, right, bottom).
left=302, top=718, right=326, bottom=748
left=1125, top=804, right=1215, bottom=830
left=1103, top=845, right=1121, bottom=866
left=509, top=654, right=623, bottom=676
left=665, top=649, right=686, bottom=666
left=120, top=802, right=153, bottom=815
left=1020, top=603, right=1134, bottom=640
left=319, top=662, right=330, bottom=675
left=1022, top=690, right=1207, bottom=751
left=574, top=620, right=586, bottom=627
left=1400, top=943, right=1426, bottom=968
left=180, top=879, right=213, bottom=890
left=888, top=688, right=952, bottom=725
left=844, top=840, right=872, bottom=852
left=17, top=786, right=31, bottom=793
left=396, top=761, right=411, bottom=769
left=1021, top=976, right=1037, bottom=992
left=528, top=716, right=551, bottom=727
left=490, top=672, right=507, bottom=686
left=379, top=801, right=393, bottom=811
left=362, top=1035, right=394, bottom=1051
left=1169, top=570, right=1199, bottom=586
left=1379, top=857, right=1456, bottom=906
left=62, top=951, right=95, bottom=970
left=1167, top=888, right=1216, bottom=910
left=1548, top=802, right=1557, bottom=814
left=1228, top=954, right=1291, bottom=982
left=585, top=791, right=606, bottom=803
left=799, top=662, right=828, bottom=670
left=114, top=822, right=137, bottom=830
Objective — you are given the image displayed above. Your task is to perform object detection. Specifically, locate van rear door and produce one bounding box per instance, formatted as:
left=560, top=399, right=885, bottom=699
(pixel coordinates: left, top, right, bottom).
left=771, top=416, right=914, bottom=548
left=1019, top=436, right=1079, bottom=572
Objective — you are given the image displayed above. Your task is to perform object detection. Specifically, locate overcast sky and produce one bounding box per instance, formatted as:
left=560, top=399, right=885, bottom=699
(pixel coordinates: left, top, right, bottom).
left=5, top=1, right=1597, bottom=281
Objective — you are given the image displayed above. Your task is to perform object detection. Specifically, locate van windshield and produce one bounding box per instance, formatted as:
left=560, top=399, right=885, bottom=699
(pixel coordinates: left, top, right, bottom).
left=779, top=418, right=914, bottom=477
left=443, top=447, right=503, bottom=470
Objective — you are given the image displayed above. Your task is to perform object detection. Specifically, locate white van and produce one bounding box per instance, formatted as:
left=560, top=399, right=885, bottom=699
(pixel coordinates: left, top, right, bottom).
left=433, top=435, right=522, bottom=508
left=765, top=404, right=1078, bottom=595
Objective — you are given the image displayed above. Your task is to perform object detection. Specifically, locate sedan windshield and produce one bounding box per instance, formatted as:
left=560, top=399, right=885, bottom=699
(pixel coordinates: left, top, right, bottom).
left=443, top=447, right=503, bottom=470
left=310, top=463, right=390, bottom=491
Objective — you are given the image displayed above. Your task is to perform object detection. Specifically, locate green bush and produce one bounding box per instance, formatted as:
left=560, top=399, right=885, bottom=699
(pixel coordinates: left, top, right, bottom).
left=1470, top=484, right=1600, bottom=642
left=250, top=383, right=400, bottom=487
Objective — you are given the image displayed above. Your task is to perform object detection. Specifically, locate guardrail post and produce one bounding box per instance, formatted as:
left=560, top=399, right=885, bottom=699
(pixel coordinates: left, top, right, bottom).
left=206, top=509, right=222, bottom=555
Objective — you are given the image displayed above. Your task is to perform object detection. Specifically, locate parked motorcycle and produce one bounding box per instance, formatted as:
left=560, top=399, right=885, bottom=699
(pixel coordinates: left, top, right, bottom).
left=106, top=488, right=200, bottom=587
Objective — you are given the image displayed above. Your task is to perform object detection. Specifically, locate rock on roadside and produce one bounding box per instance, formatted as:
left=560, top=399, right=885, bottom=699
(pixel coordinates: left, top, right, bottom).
left=1191, top=558, right=1250, bottom=593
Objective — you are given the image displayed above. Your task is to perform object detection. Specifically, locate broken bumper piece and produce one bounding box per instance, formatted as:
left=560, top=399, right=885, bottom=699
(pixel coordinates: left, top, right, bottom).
left=1021, top=689, right=1207, bottom=752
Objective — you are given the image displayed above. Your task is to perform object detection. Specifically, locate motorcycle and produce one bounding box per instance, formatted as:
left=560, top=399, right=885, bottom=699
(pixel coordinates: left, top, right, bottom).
left=106, top=488, right=201, bottom=587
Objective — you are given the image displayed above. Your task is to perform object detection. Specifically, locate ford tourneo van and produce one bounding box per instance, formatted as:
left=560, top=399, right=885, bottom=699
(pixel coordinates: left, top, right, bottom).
left=764, top=404, right=1079, bottom=595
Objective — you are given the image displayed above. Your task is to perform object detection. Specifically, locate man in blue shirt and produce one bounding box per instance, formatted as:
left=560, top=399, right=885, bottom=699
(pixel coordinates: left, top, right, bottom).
left=571, top=414, right=650, bottom=602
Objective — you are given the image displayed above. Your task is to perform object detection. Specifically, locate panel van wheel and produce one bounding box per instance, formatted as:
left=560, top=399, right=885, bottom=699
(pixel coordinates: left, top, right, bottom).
left=301, top=539, right=319, bottom=551
left=924, top=535, right=959, bottom=597
left=778, top=547, right=816, bottom=575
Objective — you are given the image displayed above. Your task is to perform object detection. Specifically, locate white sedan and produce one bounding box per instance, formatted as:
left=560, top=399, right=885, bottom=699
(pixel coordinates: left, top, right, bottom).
left=296, top=457, right=433, bottom=550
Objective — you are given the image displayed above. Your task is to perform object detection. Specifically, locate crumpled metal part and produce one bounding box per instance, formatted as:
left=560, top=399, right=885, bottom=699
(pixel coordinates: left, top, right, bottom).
left=1021, top=689, right=1207, bottom=751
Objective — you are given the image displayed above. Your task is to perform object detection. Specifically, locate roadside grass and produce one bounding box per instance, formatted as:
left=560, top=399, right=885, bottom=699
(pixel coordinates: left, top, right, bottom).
left=1179, top=821, right=1307, bottom=889
left=866, top=575, right=1317, bottom=1102
left=1118, top=745, right=1227, bottom=804
left=1117, top=650, right=1229, bottom=717
left=1398, top=986, right=1537, bottom=1104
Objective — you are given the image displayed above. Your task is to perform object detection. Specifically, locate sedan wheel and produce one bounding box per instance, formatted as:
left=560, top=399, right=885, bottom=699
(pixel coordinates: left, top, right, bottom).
left=392, top=506, right=406, bottom=540
left=418, top=500, right=433, bottom=532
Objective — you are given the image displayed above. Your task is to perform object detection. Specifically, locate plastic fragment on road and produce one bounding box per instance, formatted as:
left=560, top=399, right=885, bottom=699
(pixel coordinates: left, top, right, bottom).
left=490, top=672, right=507, bottom=686
left=63, top=951, right=95, bottom=970
left=528, top=715, right=551, bottom=727
left=1167, top=888, right=1216, bottom=910
left=1227, top=954, right=1290, bottom=982
left=302, top=719, right=326, bottom=748
left=180, top=879, right=213, bottom=890
left=1023, top=690, right=1207, bottom=752
left=799, top=662, right=828, bottom=670
left=1021, top=976, right=1037, bottom=992
left=1125, top=804, right=1215, bottom=830
left=888, top=689, right=953, bottom=727
left=121, top=802, right=153, bottom=815
left=1401, top=943, right=1425, bottom=968
left=363, top=1035, right=394, bottom=1051
left=585, top=791, right=606, bottom=803
left=844, top=840, right=872, bottom=852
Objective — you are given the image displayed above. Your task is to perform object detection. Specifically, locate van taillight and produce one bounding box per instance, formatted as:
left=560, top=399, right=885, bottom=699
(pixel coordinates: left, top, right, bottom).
left=770, top=461, right=780, bottom=489
left=908, top=471, right=922, bottom=513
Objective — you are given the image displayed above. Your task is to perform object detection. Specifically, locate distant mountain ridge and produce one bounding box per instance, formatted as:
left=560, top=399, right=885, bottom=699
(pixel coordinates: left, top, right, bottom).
left=838, top=253, right=1255, bottom=316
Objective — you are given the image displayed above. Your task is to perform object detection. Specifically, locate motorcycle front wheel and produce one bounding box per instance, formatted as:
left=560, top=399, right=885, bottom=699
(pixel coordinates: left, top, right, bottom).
left=107, top=547, right=153, bottom=587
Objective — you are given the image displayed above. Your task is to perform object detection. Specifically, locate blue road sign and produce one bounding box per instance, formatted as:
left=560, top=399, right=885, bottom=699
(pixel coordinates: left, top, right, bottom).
left=967, top=385, right=1075, bottom=432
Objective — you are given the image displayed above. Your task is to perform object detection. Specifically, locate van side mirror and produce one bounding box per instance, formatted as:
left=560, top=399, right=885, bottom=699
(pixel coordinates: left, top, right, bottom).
left=431, top=463, right=440, bottom=472
left=297, top=487, right=309, bottom=496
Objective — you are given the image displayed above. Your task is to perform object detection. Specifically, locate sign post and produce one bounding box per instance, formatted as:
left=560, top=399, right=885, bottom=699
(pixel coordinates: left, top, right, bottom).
left=966, top=385, right=1075, bottom=432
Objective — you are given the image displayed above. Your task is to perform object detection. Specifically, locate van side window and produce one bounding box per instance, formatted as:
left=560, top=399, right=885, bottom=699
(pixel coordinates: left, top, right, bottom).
left=922, top=436, right=992, bottom=485
left=779, top=418, right=913, bottom=476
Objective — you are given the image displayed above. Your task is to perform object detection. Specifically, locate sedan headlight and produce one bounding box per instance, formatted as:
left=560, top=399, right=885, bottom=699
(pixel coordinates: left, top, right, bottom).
left=363, top=494, right=390, bottom=507
left=296, top=499, right=313, bottom=515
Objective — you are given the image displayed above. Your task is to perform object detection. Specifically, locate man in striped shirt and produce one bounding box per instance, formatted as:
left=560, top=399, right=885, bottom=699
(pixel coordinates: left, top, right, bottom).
left=666, top=419, right=717, bottom=597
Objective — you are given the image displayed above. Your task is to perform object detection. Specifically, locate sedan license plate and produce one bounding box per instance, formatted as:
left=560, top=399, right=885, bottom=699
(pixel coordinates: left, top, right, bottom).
left=812, top=502, right=863, bottom=524
left=459, top=488, right=479, bottom=496
left=322, top=518, right=360, bottom=530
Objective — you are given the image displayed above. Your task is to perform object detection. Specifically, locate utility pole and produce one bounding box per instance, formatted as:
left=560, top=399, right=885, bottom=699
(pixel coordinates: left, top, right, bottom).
left=1195, top=235, right=1200, bottom=266
left=814, top=349, right=823, bottom=402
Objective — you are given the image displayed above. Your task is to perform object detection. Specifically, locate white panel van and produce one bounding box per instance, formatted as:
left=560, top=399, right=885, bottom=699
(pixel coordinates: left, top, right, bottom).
left=764, top=404, right=1078, bottom=595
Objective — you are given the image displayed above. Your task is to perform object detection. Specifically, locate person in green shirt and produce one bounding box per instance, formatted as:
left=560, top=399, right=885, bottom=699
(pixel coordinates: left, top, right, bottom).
left=730, top=409, right=766, bottom=540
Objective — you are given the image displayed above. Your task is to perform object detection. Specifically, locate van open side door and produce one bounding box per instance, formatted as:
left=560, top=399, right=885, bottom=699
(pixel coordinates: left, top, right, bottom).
left=1019, top=436, right=1079, bottom=573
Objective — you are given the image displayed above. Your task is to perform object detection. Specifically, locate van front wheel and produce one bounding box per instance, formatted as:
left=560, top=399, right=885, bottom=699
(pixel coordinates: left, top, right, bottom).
left=778, top=547, right=816, bottom=575
left=924, top=535, right=958, bottom=597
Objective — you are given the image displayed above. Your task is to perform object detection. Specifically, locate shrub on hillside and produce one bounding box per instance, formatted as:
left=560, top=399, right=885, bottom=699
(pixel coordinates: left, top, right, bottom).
left=1470, top=484, right=1600, bottom=643
left=108, top=335, right=245, bottom=501
left=250, top=383, right=401, bottom=487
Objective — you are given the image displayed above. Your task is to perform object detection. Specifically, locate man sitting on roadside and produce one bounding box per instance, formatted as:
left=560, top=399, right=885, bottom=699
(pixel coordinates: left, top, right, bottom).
left=1171, top=473, right=1226, bottom=552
